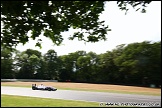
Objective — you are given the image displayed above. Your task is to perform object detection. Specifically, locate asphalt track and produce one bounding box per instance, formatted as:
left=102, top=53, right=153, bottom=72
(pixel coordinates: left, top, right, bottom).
left=1, top=86, right=161, bottom=107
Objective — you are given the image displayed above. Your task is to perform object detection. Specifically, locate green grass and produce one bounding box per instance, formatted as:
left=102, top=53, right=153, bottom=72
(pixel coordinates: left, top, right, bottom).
left=1, top=94, right=99, bottom=107
left=1, top=84, right=161, bottom=96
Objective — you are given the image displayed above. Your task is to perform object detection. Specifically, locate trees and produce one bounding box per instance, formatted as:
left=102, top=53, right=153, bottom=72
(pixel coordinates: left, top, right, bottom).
left=58, top=51, right=87, bottom=82
left=76, top=55, right=91, bottom=82
left=113, top=41, right=161, bottom=86
left=58, top=55, right=74, bottom=82
left=136, top=41, right=161, bottom=86
left=2, top=40, right=160, bottom=87
left=15, top=49, right=42, bottom=79
left=98, top=51, right=120, bottom=84
left=44, top=49, right=59, bottom=80
left=1, top=47, right=15, bottom=78
left=1, top=1, right=151, bottom=50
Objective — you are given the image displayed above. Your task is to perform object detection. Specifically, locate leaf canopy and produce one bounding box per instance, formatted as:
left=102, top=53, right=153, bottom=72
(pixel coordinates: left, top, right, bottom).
left=1, top=1, right=151, bottom=50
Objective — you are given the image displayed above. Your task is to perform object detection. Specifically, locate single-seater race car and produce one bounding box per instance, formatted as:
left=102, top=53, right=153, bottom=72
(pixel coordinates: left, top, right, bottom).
left=32, top=84, right=57, bottom=91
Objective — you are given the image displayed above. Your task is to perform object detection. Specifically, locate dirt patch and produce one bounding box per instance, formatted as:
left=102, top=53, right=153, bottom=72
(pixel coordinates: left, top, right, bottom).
left=1, top=82, right=161, bottom=95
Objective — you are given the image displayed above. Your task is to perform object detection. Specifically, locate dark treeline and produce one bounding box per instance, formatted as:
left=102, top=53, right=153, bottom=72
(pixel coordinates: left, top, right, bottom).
left=1, top=41, right=161, bottom=87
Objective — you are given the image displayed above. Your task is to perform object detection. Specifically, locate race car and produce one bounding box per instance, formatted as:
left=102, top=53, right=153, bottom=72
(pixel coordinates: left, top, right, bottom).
left=32, top=84, right=57, bottom=91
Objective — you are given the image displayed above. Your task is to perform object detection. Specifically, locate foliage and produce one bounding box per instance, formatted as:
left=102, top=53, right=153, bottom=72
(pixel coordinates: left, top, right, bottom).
left=113, top=41, right=161, bottom=86
left=1, top=1, right=151, bottom=50
left=44, top=49, right=59, bottom=80
left=1, top=47, right=15, bottom=78
left=117, top=1, right=152, bottom=14
left=15, top=49, right=42, bottom=79
left=1, top=41, right=160, bottom=87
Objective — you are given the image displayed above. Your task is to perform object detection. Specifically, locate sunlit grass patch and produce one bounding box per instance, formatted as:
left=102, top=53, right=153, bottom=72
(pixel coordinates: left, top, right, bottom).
left=1, top=94, right=99, bottom=107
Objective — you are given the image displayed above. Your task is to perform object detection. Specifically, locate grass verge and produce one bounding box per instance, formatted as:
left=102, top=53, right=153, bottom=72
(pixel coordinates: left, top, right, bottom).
left=1, top=94, right=99, bottom=107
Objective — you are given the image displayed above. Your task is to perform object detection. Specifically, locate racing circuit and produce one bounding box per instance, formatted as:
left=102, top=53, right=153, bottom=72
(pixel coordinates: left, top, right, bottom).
left=1, top=86, right=161, bottom=107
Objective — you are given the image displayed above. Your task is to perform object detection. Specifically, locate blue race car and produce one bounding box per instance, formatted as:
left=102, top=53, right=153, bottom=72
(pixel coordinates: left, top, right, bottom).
left=32, top=84, right=57, bottom=91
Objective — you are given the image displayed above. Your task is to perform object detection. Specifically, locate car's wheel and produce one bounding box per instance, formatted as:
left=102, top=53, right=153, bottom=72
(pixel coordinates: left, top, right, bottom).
left=48, top=88, right=51, bottom=91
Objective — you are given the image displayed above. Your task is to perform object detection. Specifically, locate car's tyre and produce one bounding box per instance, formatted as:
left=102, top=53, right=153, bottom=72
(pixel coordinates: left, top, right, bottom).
left=32, top=88, right=35, bottom=90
